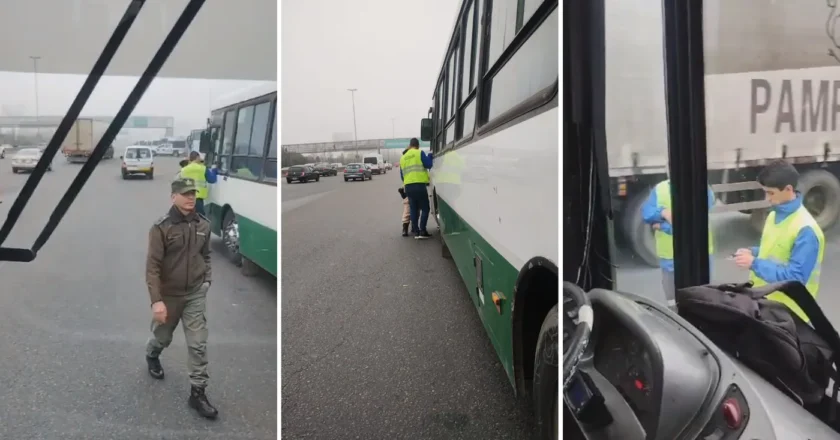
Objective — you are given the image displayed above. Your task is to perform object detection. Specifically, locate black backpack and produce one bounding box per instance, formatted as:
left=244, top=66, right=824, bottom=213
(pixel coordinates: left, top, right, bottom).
left=676, top=281, right=840, bottom=420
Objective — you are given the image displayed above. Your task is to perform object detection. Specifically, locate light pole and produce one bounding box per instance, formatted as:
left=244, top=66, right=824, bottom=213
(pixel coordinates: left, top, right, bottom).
left=347, top=88, right=358, bottom=159
left=30, top=56, right=41, bottom=138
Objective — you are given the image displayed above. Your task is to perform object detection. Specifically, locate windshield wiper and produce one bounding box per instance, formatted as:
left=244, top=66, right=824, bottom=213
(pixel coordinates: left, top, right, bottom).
left=0, top=0, right=206, bottom=262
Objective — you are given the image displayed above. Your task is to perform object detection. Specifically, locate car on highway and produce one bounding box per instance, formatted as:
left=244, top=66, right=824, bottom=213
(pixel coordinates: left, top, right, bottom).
left=313, top=163, right=337, bottom=176
left=120, top=146, right=155, bottom=180
left=363, top=154, right=386, bottom=175
left=11, top=147, right=52, bottom=173
left=286, top=165, right=320, bottom=183
left=344, top=163, right=371, bottom=181
left=0, top=144, right=12, bottom=159
left=155, top=144, right=174, bottom=156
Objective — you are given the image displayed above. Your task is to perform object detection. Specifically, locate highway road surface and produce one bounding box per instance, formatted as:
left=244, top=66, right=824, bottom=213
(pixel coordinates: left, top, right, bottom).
left=0, top=153, right=277, bottom=440
left=280, top=170, right=535, bottom=439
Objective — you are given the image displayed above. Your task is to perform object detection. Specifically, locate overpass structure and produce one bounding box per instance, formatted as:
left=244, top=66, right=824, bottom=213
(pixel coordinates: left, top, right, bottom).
left=0, top=116, right=175, bottom=137
left=282, top=138, right=430, bottom=154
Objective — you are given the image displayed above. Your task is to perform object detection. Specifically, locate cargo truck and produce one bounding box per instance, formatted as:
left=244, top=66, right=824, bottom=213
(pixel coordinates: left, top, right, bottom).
left=60, top=118, right=114, bottom=163
left=609, top=0, right=840, bottom=267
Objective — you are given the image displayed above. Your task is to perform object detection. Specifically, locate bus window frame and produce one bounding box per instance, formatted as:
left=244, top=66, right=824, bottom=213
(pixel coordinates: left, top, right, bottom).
left=661, top=0, right=711, bottom=289
left=429, top=0, right=558, bottom=158
left=213, top=91, right=278, bottom=186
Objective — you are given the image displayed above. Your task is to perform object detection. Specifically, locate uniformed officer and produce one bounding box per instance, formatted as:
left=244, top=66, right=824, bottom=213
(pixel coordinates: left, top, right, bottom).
left=179, top=151, right=218, bottom=216
left=145, top=177, right=218, bottom=419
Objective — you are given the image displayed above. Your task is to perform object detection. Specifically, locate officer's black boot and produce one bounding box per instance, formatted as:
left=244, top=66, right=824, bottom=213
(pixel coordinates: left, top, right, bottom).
left=189, top=386, right=218, bottom=419
left=146, top=356, right=164, bottom=380
left=401, top=222, right=409, bottom=237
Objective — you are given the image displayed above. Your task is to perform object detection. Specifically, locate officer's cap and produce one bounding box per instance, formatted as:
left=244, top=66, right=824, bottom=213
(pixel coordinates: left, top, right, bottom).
left=171, top=177, right=198, bottom=195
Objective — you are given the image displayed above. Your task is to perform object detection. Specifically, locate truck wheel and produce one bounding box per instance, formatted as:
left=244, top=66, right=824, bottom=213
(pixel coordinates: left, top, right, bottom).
left=621, top=189, right=659, bottom=268
left=533, top=304, right=558, bottom=440
left=799, top=169, right=840, bottom=231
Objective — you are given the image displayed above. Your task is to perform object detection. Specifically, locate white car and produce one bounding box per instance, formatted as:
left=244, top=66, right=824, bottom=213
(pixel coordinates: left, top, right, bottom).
left=12, top=147, right=51, bottom=173
left=0, top=144, right=12, bottom=159
left=156, top=144, right=173, bottom=156
left=121, top=146, right=155, bottom=180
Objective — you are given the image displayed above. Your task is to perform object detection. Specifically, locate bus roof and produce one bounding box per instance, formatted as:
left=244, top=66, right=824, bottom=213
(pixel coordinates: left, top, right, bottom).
left=0, top=0, right=276, bottom=80
left=212, top=83, right=277, bottom=110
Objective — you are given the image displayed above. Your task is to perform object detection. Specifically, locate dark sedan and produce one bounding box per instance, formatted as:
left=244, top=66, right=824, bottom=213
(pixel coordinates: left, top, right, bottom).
left=314, top=163, right=337, bottom=176
left=286, top=166, right=320, bottom=183
left=343, top=163, right=371, bottom=181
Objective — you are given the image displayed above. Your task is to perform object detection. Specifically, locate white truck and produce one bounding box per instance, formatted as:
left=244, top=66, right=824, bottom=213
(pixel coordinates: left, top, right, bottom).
left=60, top=118, right=114, bottom=163
left=609, top=0, right=840, bottom=267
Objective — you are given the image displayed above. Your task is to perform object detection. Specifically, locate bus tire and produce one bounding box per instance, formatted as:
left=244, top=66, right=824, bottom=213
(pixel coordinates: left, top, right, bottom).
left=222, top=208, right=243, bottom=267
left=533, top=304, right=558, bottom=440
left=241, top=257, right=260, bottom=277
left=799, top=169, right=840, bottom=231
left=621, top=190, right=659, bottom=268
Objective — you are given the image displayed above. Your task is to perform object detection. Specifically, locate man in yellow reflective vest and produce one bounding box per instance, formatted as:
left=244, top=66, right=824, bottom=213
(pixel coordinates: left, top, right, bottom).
left=733, top=160, right=825, bottom=323
left=179, top=151, right=218, bottom=216
left=399, top=138, right=434, bottom=239
left=641, top=179, right=716, bottom=307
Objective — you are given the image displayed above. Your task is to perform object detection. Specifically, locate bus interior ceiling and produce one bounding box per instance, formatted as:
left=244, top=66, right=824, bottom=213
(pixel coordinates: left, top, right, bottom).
left=564, top=0, right=613, bottom=293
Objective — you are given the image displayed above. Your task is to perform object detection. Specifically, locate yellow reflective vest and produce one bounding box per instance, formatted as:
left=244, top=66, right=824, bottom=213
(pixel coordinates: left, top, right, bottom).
left=400, top=148, right=429, bottom=185
left=180, top=162, right=208, bottom=199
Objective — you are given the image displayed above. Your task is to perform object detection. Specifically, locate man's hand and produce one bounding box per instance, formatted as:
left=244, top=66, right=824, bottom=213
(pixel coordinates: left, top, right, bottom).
left=151, top=301, right=167, bottom=324
left=734, top=252, right=755, bottom=269
left=652, top=223, right=661, bottom=230
left=661, top=208, right=672, bottom=224
left=735, top=248, right=753, bottom=256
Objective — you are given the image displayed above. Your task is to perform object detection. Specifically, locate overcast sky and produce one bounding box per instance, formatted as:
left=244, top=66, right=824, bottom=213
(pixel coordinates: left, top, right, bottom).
left=281, top=0, right=460, bottom=145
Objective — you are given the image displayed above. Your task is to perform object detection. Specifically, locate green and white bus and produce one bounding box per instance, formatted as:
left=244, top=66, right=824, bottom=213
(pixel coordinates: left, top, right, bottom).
left=419, top=0, right=557, bottom=438
left=204, top=83, right=278, bottom=277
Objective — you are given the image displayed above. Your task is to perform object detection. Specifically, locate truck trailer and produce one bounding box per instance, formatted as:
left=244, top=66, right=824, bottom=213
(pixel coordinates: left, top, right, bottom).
left=609, top=0, right=840, bottom=267
left=60, top=118, right=114, bottom=163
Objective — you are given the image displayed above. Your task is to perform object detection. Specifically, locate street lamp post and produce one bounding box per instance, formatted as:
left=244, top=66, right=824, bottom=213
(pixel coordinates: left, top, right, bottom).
left=30, top=56, right=41, bottom=138
left=347, top=88, right=358, bottom=159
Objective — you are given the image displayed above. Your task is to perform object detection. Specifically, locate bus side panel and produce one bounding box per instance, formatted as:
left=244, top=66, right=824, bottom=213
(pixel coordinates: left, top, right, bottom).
left=438, top=196, right=519, bottom=387
left=238, top=215, right=278, bottom=276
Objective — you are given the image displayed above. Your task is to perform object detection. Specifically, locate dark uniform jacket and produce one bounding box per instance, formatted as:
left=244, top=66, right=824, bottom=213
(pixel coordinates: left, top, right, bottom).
left=146, top=205, right=212, bottom=304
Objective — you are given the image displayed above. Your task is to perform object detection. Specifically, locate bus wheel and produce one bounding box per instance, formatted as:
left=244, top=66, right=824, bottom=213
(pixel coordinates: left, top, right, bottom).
left=222, top=208, right=242, bottom=266
left=533, top=304, right=558, bottom=440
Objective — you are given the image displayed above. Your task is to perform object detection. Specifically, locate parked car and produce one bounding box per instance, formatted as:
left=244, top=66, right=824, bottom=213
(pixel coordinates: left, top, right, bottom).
left=120, top=146, right=155, bottom=179
left=314, top=163, right=337, bottom=176
left=344, top=163, right=372, bottom=181
left=12, top=147, right=52, bottom=173
left=287, top=165, right=320, bottom=183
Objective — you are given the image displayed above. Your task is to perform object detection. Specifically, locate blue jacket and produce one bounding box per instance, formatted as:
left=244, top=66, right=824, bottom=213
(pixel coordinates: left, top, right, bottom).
left=749, top=194, right=820, bottom=286
left=640, top=184, right=716, bottom=272
left=205, top=167, right=218, bottom=184
left=400, top=150, right=433, bottom=182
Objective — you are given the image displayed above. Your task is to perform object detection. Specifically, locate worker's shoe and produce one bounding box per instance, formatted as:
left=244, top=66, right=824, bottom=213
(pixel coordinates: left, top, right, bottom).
left=401, top=223, right=409, bottom=237
left=415, top=230, right=432, bottom=240
left=189, top=386, right=219, bottom=419
left=146, top=356, right=164, bottom=380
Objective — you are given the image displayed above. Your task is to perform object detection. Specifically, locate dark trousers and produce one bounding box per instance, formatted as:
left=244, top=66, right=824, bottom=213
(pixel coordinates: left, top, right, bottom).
left=195, top=198, right=206, bottom=216
left=405, top=183, right=430, bottom=234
